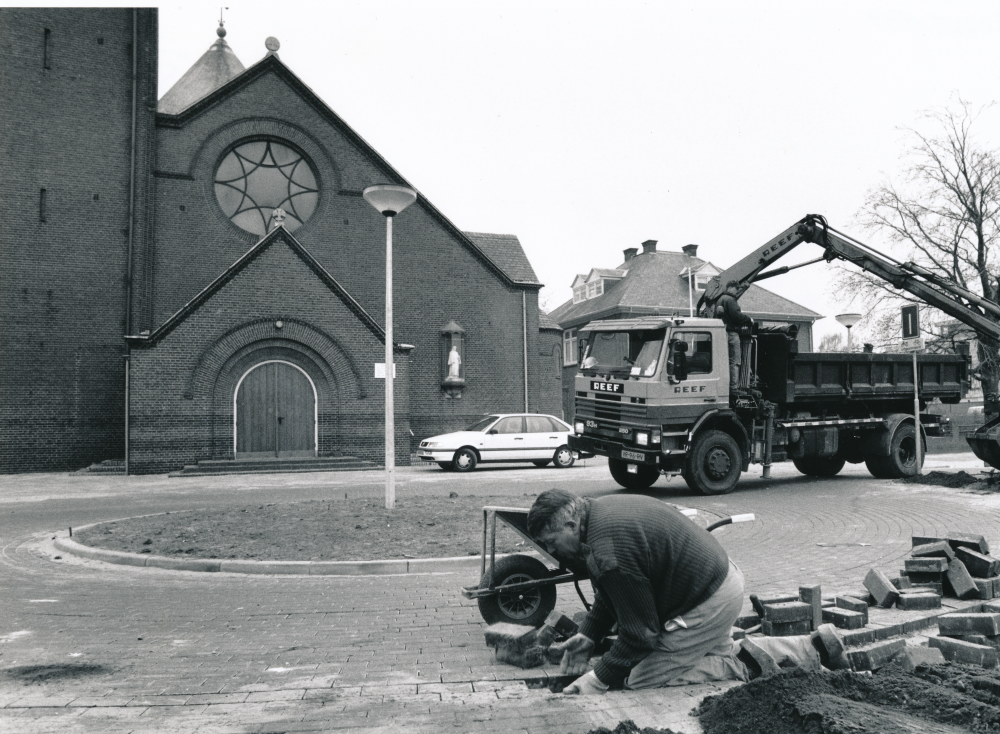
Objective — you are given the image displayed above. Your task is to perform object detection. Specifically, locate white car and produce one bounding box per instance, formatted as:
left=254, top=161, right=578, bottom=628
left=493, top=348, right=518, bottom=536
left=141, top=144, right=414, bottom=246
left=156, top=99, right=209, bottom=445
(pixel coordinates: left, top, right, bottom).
left=417, top=413, right=580, bottom=472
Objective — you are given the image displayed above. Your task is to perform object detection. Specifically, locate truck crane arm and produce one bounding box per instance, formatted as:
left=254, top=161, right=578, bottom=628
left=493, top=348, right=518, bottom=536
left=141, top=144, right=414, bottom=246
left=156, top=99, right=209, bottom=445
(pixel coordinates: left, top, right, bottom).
left=697, top=214, right=1000, bottom=344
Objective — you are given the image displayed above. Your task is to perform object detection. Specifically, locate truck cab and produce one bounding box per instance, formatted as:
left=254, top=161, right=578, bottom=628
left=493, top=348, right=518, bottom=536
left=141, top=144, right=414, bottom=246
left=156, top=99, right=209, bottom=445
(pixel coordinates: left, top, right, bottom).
left=569, top=316, right=733, bottom=488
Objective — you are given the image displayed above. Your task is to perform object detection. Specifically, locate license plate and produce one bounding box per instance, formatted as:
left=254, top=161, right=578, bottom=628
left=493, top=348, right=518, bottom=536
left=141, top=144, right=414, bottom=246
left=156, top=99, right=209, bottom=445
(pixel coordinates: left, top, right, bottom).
left=418, top=450, right=433, bottom=456
left=621, top=450, right=645, bottom=461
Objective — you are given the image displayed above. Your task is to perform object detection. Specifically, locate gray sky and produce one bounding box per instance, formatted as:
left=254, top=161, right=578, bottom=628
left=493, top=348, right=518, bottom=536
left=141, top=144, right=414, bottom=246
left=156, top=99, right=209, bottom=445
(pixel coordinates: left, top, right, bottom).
left=154, top=1, right=1000, bottom=342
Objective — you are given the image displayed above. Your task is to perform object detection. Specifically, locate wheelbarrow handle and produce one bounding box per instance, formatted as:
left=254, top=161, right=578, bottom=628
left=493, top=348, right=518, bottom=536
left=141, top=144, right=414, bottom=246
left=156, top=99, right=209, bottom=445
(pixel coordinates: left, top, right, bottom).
left=705, top=513, right=755, bottom=532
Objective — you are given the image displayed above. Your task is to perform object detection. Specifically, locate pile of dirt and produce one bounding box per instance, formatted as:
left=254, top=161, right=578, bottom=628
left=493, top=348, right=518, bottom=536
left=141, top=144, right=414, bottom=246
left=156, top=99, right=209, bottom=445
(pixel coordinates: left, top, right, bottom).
left=903, top=470, right=984, bottom=488
left=697, top=663, right=1000, bottom=734
left=585, top=722, right=681, bottom=734
left=73, top=494, right=533, bottom=561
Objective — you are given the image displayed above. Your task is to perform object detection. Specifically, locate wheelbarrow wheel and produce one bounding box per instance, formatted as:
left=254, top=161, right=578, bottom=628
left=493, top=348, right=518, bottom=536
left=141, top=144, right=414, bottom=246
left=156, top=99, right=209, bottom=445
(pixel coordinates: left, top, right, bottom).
left=477, top=554, right=556, bottom=626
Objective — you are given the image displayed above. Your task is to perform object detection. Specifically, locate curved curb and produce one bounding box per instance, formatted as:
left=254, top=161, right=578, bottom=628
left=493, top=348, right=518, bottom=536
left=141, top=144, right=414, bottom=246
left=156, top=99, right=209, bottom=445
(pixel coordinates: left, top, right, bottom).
left=53, top=535, right=521, bottom=576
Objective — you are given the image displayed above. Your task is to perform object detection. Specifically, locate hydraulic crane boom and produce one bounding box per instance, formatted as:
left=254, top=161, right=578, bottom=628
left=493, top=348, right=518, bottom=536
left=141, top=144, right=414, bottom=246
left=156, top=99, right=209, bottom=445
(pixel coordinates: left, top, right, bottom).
left=697, top=214, right=1000, bottom=343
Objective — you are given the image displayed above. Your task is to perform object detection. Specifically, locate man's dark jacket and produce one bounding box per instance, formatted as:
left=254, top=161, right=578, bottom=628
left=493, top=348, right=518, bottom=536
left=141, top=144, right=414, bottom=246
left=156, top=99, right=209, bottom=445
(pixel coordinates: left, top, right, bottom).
left=574, top=495, right=730, bottom=686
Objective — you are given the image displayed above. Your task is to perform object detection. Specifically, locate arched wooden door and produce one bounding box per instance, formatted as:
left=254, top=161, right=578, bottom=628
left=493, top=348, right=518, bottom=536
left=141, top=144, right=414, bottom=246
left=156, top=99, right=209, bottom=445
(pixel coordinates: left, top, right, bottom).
left=235, top=361, right=316, bottom=458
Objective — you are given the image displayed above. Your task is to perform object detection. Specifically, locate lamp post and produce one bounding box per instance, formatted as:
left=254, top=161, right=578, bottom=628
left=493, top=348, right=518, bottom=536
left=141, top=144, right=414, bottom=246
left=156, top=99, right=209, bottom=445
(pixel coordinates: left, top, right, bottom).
left=835, top=313, right=862, bottom=352
left=363, top=184, right=418, bottom=510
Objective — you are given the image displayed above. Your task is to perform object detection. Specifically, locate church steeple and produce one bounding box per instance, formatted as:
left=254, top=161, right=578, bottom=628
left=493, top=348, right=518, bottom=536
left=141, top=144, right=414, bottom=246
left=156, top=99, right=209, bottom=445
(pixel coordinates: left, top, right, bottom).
left=158, top=20, right=246, bottom=114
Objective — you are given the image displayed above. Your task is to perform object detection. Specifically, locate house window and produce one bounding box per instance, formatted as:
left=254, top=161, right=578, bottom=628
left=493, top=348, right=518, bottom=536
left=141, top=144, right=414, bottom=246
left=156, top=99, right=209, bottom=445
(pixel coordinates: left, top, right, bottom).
left=695, top=273, right=712, bottom=291
left=573, top=285, right=585, bottom=303
left=214, top=139, right=319, bottom=236
left=563, top=330, right=577, bottom=366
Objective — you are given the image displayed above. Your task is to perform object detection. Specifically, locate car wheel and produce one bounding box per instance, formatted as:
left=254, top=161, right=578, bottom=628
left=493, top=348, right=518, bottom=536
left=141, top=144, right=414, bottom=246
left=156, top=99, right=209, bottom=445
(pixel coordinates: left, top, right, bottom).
left=608, top=457, right=659, bottom=490
left=453, top=448, right=478, bottom=472
left=683, top=429, right=741, bottom=495
left=477, top=554, right=556, bottom=626
left=552, top=445, right=575, bottom=468
left=437, top=461, right=455, bottom=471
left=531, top=460, right=551, bottom=467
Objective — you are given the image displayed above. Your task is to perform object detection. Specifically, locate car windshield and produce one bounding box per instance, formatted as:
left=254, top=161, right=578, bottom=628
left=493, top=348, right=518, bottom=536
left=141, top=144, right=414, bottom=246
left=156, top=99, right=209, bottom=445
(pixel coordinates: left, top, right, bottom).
left=580, top=329, right=665, bottom=379
left=464, top=415, right=501, bottom=432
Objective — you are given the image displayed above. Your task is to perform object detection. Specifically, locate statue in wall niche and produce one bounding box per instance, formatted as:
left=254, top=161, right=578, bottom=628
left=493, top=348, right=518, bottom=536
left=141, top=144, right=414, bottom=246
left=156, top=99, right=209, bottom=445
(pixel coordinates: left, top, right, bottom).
left=447, top=345, right=462, bottom=379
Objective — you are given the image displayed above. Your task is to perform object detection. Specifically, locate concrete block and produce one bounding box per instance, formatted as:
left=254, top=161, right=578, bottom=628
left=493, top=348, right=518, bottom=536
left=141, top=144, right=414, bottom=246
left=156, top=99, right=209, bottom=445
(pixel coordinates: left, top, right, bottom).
left=836, top=595, right=870, bottom=615
left=890, top=576, right=912, bottom=590
left=956, top=547, right=1000, bottom=578
left=983, top=601, right=1000, bottom=614
left=911, top=541, right=956, bottom=561
left=864, top=568, right=900, bottom=608
left=762, top=619, right=812, bottom=636
left=975, top=578, right=996, bottom=600
left=762, top=601, right=813, bottom=624
left=947, top=533, right=990, bottom=555
left=937, top=613, right=1000, bottom=637
left=949, top=634, right=1000, bottom=649
left=845, top=639, right=906, bottom=671
left=995, top=577, right=1000, bottom=598
left=484, top=623, right=538, bottom=650
left=822, top=607, right=866, bottom=630
left=896, top=593, right=942, bottom=611
left=544, top=610, right=579, bottom=637
left=495, top=643, right=546, bottom=668
left=905, top=557, right=950, bottom=574
left=736, top=612, right=761, bottom=629
left=750, top=593, right=797, bottom=618
left=799, top=585, right=823, bottom=630
left=847, top=589, right=875, bottom=605
left=909, top=582, right=944, bottom=595
left=731, top=626, right=746, bottom=640
left=912, top=535, right=945, bottom=548
left=929, top=636, right=1000, bottom=668
left=894, top=646, right=946, bottom=672
left=947, top=559, right=981, bottom=600
left=904, top=570, right=945, bottom=584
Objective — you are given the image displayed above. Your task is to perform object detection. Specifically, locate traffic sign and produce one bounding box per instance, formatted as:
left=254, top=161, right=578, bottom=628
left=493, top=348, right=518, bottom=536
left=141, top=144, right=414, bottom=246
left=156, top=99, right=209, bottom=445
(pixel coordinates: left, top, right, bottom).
left=901, top=305, right=920, bottom=339
left=902, top=336, right=924, bottom=352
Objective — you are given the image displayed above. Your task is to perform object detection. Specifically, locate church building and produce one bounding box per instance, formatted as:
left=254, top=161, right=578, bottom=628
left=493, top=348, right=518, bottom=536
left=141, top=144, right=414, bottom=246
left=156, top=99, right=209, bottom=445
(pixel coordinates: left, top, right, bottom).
left=1, top=8, right=562, bottom=474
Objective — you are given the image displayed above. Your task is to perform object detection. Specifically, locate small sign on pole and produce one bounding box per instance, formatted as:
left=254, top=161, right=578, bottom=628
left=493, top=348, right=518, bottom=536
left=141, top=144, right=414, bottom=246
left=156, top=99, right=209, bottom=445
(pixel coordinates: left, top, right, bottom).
left=374, top=363, right=396, bottom=379
left=901, top=304, right=920, bottom=339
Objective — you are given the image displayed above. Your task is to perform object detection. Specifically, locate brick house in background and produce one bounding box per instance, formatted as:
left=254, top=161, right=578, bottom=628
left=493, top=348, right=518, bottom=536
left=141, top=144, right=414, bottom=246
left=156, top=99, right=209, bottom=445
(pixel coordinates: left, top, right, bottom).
left=548, top=240, right=821, bottom=420
left=0, top=9, right=559, bottom=474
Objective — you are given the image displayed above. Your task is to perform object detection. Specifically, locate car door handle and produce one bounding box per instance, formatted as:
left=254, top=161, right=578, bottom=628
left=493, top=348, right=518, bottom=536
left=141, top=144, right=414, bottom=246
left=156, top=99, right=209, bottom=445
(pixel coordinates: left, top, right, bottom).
left=704, top=397, right=716, bottom=402
left=514, top=437, right=523, bottom=440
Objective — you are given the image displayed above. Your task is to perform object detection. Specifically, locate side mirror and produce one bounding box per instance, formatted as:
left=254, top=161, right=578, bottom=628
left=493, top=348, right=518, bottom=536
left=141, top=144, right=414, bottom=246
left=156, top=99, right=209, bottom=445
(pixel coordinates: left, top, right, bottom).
left=487, top=429, right=499, bottom=435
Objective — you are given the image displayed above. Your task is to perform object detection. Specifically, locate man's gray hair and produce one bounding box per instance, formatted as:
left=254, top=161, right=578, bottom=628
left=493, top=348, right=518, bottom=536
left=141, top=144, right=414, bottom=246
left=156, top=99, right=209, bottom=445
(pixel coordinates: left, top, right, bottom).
left=527, top=489, right=583, bottom=538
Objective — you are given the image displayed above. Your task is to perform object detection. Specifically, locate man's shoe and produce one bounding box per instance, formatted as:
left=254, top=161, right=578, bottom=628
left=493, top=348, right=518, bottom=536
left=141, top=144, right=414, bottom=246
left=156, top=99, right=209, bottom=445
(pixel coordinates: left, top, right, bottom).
left=737, top=638, right=782, bottom=680
left=812, top=624, right=850, bottom=670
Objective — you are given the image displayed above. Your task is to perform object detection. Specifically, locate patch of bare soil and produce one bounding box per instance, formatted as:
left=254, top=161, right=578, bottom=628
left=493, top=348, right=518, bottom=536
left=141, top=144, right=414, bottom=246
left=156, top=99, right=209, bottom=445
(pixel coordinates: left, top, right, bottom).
left=2, top=664, right=111, bottom=684
left=903, top=470, right=986, bottom=489
left=585, top=722, right=682, bottom=734
left=697, top=663, right=1000, bottom=734
left=74, top=494, right=534, bottom=561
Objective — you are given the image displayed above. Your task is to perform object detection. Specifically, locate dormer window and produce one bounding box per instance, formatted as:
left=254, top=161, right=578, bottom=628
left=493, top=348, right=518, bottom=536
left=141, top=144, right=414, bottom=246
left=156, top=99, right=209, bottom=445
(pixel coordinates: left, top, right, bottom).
left=573, top=284, right=586, bottom=303
left=695, top=273, right=712, bottom=291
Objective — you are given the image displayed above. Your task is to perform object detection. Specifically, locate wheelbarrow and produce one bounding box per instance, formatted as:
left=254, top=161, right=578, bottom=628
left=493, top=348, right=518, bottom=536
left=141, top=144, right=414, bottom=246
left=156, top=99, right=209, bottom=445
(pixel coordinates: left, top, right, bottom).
left=460, top=505, right=755, bottom=626
left=967, top=413, right=1000, bottom=469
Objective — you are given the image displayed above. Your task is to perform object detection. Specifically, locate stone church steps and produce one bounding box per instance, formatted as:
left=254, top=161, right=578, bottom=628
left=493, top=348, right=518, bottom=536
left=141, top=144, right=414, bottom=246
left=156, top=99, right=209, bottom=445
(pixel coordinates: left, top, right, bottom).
left=168, top=456, right=376, bottom=477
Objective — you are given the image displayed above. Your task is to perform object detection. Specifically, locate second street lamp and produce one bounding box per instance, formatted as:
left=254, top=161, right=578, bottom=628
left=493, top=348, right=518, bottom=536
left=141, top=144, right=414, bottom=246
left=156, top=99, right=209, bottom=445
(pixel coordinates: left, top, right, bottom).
left=363, top=184, right=418, bottom=510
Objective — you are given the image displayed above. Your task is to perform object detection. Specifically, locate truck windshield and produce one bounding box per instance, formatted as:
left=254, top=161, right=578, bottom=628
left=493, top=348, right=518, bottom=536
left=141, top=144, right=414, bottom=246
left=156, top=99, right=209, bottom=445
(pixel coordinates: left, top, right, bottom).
left=580, top=329, right=665, bottom=379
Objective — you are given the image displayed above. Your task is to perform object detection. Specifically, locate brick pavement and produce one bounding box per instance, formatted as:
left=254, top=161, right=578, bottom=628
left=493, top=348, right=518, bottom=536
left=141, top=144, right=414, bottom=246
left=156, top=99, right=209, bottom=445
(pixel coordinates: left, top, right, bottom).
left=2, top=454, right=1000, bottom=732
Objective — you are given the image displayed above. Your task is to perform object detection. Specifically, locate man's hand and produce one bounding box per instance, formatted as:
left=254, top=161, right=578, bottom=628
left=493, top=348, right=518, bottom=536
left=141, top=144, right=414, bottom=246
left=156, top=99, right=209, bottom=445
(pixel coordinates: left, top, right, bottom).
left=562, top=670, right=609, bottom=695
left=549, top=632, right=595, bottom=676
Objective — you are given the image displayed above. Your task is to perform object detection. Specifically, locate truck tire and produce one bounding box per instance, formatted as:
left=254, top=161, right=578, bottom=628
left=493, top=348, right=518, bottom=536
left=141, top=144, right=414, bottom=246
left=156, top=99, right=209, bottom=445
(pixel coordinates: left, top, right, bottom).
left=477, top=554, right=556, bottom=626
left=792, top=456, right=846, bottom=477
left=684, top=430, right=741, bottom=495
left=608, top=457, right=659, bottom=489
left=865, top=422, right=923, bottom=479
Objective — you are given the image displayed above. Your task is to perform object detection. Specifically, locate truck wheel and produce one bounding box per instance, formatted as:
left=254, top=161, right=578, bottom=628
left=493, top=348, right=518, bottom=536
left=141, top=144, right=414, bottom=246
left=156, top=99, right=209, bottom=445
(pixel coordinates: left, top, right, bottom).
left=477, top=554, right=556, bottom=626
left=866, top=422, right=923, bottom=479
left=608, top=457, right=659, bottom=489
left=684, top=430, right=741, bottom=495
left=453, top=448, right=478, bottom=472
left=792, top=456, right=846, bottom=477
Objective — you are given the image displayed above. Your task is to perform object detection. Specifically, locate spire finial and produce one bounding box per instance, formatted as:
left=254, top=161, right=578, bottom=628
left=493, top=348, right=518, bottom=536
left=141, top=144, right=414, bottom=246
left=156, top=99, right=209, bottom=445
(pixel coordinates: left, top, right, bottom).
left=217, top=7, right=228, bottom=38
left=265, top=37, right=280, bottom=54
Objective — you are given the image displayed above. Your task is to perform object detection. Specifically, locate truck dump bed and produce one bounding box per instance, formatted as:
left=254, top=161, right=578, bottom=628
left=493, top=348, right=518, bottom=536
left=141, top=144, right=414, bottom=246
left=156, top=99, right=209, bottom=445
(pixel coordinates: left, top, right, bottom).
left=755, top=332, right=967, bottom=406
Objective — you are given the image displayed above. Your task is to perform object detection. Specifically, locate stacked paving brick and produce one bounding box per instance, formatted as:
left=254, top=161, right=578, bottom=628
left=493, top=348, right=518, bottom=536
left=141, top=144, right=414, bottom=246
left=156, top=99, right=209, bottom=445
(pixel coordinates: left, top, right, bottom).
left=930, top=603, right=1000, bottom=668
left=902, top=533, right=1000, bottom=601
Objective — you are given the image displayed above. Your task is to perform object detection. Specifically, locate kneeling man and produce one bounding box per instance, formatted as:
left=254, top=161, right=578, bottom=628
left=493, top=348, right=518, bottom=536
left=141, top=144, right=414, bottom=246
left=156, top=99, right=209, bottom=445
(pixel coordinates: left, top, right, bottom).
left=527, top=490, right=822, bottom=694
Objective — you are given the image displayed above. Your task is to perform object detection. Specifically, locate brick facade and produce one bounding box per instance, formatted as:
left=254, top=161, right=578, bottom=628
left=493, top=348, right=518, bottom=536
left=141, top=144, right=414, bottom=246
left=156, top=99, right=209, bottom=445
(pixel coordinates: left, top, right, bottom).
left=1, top=9, right=555, bottom=474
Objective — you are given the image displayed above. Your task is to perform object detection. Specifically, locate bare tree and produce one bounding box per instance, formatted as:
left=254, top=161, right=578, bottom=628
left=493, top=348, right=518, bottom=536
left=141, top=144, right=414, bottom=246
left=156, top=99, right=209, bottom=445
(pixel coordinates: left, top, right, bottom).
left=817, top=332, right=844, bottom=352
left=838, top=98, right=1000, bottom=414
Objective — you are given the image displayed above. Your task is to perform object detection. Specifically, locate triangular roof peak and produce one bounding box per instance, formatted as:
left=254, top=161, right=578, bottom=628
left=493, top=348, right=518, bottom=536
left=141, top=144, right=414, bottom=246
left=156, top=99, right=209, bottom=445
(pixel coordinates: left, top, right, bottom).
left=158, top=22, right=246, bottom=115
